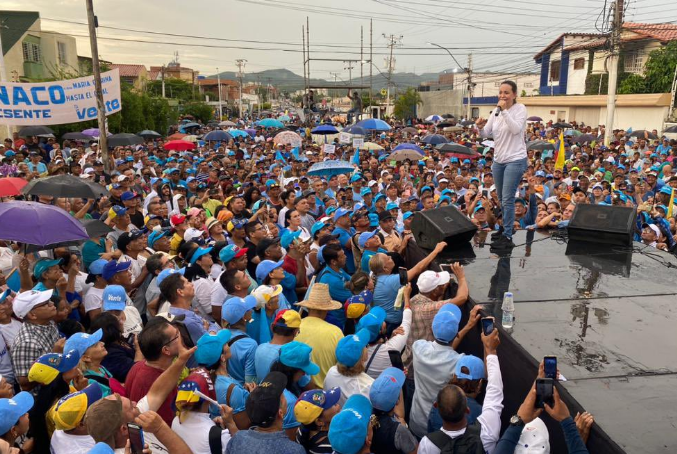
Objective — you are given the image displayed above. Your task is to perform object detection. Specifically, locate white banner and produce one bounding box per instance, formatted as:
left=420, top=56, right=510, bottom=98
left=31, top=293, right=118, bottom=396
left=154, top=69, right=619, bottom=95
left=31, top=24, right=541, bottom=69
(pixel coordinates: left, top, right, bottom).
left=352, top=138, right=364, bottom=148
left=339, top=132, right=351, bottom=144
left=0, top=69, right=122, bottom=125
left=323, top=144, right=336, bottom=154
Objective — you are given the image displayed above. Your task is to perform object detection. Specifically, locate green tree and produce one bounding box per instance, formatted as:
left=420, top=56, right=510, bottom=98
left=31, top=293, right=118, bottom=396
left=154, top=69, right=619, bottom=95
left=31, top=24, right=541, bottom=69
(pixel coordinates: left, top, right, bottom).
left=182, top=102, right=215, bottom=123
left=393, top=88, right=422, bottom=120
left=618, top=42, right=677, bottom=94
left=147, top=79, right=203, bottom=101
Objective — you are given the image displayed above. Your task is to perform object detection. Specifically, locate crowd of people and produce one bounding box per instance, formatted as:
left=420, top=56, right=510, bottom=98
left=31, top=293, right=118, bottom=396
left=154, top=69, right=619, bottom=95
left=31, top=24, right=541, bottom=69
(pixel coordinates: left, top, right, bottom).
left=0, top=80, right=675, bottom=454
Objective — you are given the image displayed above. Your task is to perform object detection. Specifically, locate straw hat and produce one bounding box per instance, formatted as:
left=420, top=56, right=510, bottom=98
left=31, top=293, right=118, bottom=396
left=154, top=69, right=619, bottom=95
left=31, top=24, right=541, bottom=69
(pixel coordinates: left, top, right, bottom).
left=296, top=283, right=342, bottom=311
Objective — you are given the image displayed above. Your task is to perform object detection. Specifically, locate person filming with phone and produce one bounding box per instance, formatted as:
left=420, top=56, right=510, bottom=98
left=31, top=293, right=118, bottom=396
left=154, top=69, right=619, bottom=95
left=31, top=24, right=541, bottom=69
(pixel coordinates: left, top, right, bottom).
left=475, top=80, right=528, bottom=249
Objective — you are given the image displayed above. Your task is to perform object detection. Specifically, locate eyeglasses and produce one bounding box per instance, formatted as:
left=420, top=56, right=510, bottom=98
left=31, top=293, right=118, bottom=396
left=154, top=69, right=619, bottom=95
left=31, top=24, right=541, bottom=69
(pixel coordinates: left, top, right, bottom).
left=163, top=333, right=180, bottom=347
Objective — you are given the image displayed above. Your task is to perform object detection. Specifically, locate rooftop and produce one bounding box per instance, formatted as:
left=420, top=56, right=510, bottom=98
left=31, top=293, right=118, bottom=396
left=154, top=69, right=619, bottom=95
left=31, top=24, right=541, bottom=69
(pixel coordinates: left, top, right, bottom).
left=110, top=64, right=147, bottom=78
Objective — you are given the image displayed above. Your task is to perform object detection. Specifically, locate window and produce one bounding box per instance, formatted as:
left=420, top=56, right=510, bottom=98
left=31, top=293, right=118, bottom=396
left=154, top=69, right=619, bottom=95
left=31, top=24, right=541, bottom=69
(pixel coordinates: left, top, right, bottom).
left=57, top=42, right=67, bottom=65
left=573, top=58, right=585, bottom=70
left=494, top=82, right=501, bottom=87
left=22, top=42, right=41, bottom=62
left=624, top=51, right=644, bottom=73
left=549, top=60, right=561, bottom=82
left=524, top=82, right=533, bottom=88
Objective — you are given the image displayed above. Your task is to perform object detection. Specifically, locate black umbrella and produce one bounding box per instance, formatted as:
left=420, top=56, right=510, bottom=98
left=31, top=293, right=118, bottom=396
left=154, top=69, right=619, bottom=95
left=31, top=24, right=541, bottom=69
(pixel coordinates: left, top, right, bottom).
left=628, top=130, right=658, bottom=140
left=108, top=133, right=144, bottom=148
left=138, top=130, right=162, bottom=140
left=552, top=122, right=572, bottom=129
left=82, top=219, right=113, bottom=238
left=663, top=125, right=677, bottom=133
left=62, top=132, right=92, bottom=141
left=526, top=140, right=556, bottom=151
left=23, top=174, right=110, bottom=198
left=437, top=121, right=456, bottom=128
left=436, top=142, right=475, bottom=155
left=576, top=134, right=598, bottom=144
left=441, top=114, right=455, bottom=119
left=527, top=116, right=543, bottom=122
left=18, top=126, right=54, bottom=137
left=460, top=120, right=475, bottom=127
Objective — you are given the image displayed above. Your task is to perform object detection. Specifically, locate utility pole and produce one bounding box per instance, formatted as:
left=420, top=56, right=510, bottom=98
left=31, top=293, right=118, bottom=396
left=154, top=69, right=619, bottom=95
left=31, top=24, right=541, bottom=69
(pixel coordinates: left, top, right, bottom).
left=236, top=59, right=247, bottom=118
left=604, top=0, right=624, bottom=146
left=383, top=34, right=402, bottom=117
left=0, top=21, right=13, bottom=139
left=161, top=65, right=166, bottom=98
left=216, top=67, right=223, bottom=120
left=330, top=72, right=340, bottom=107
left=85, top=0, right=110, bottom=173
left=369, top=19, right=373, bottom=118
left=466, top=53, right=473, bottom=120
left=344, top=61, right=355, bottom=87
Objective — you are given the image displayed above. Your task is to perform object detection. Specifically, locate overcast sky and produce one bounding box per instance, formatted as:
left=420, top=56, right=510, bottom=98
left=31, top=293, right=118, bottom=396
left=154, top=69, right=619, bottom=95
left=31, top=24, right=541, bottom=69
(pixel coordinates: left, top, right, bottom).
left=4, top=0, right=675, bottom=83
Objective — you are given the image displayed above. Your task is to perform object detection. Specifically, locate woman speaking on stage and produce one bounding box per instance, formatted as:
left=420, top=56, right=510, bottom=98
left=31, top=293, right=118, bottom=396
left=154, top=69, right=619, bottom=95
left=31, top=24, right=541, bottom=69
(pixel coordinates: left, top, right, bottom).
left=475, top=80, right=528, bottom=249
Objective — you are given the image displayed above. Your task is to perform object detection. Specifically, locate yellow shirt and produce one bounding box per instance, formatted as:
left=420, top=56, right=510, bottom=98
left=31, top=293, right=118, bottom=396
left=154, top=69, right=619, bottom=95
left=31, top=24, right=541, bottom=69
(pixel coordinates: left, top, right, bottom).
left=170, top=232, right=183, bottom=256
left=295, top=316, right=344, bottom=387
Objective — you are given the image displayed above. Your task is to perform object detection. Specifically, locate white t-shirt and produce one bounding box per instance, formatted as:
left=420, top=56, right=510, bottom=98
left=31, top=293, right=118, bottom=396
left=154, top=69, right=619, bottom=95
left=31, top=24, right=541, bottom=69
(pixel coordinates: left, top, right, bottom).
left=323, top=366, right=374, bottom=407
left=0, top=318, right=23, bottom=347
left=83, top=287, right=104, bottom=314
left=193, top=276, right=216, bottom=322
left=171, top=412, right=232, bottom=454
left=123, top=305, right=143, bottom=337
left=50, top=430, right=95, bottom=454
left=136, top=397, right=168, bottom=454
left=121, top=255, right=147, bottom=282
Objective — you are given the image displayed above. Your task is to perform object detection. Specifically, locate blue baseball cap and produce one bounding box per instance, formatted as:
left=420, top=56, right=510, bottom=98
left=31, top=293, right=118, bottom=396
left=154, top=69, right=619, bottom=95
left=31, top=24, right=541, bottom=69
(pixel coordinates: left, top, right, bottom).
left=188, top=246, right=213, bottom=265
left=350, top=174, right=363, bottom=183
left=121, top=191, right=140, bottom=201
left=370, top=367, right=405, bottom=411
left=432, top=304, right=461, bottom=343
left=455, top=355, right=487, bottom=380
left=27, top=349, right=80, bottom=385
left=535, top=170, right=546, bottom=177
left=222, top=295, right=258, bottom=324
left=311, top=221, right=329, bottom=237
left=355, top=306, right=386, bottom=343
left=280, top=341, right=320, bottom=376
left=102, top=285, right=127, bottom=311
left=328, top=394, right=373, bottom=454
left=333, top=207, right=352, bottom=222
left=33, top=258, right=63, bottom=279
left=88, top=259, right=108, bottom=276
left=101, top=260, right=131, bottom=281
left=219, top=245, right=248, bottom=264
left=421, top=185, right=432, bottom=193
left=195, top=329, right=232, bottom=367
left=335, top=328, right=370, bottom=367
left=88, top=443, right=115, bottom=454
left=360, top=187, right=371, bottom=197
left=358, top=230, right=379, bottom=249
left=0, top=392, right=35, bottom=435
left=294, top=388, right=341, bottom=425
left=147, top=229, right=171, bottom=248
left=64, top=329, right=103, bottom=357
left=156, top=267, right=185, bottom=285
left=403, top=211, right=414, bottom=221
left=386, top=202, right=398, bottom=211
left=374, top=193, right=386, bottom=203
left=255, top=259, right=284, bottom=283
left=368, top=213, right=379, bottom=227
left=659, top=186, right=674, bottom=195
left=473, top=204, right=486, bottom=213
left=281, top=230, right=302, bottom=249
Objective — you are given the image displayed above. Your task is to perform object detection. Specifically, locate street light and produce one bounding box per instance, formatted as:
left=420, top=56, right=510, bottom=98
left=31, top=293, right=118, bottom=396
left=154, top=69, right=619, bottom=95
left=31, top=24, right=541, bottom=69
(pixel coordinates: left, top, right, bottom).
left=427, top=42, right=473, bottom=119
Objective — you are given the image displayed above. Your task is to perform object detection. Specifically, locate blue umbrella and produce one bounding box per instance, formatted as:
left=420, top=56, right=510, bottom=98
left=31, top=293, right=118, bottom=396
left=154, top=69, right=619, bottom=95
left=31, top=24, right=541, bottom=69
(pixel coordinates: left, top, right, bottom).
left=355, top=118, right=391, bottom=131
left=229, top=129, right=249, bottom=138
left=312, top=125, right=339, bottom=135
left=425, top=114, right=443, bottom=122
left=307, top=160, right=355, bottom=177
left=204, top=130, right=233, bottom=142
left=343, top=125, right=367, bottom=136
left=393, top=143, right=424, bottom=155
left=258, top=118, right=284, bottom=128
left=421, top=134, right=449, bottom=145
left=278, top=115, right=291, bottom=122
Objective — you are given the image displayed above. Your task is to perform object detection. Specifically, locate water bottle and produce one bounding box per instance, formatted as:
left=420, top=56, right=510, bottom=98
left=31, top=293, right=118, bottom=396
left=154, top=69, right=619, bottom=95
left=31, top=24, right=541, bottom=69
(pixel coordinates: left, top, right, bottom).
left=501, top=291, right=515, bottom=330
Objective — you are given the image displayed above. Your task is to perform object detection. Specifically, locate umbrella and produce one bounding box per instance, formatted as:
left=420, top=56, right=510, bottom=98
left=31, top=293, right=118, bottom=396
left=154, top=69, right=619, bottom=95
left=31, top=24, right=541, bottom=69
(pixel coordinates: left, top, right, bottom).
left=628, top=130, right=658, bottom=140
left=425, top=115, right=443, bottom=122
left=168, top=132, right=187, bottom=140
left=436, top=143, right=476, bottom=155
left=18, top=126, right=54, bottom=137
left=0, top=201, right=89, bottom=248
left=564, top=129, right=582, bottom=137
left=163, top=140, right=196, bottom=151
left=526, top=140, right=556, bottom=151
left=460, top=120, right=475, bottom=127
left=82, top=128, right=107, bottom=137
left=307, top=160, right=355, bottom=177
left=402, top=127, right=419, bottom=135
left=355, top=118, right=391, bottom=131
left=81, top=219, right=113, bottom=238
left=362, top=142, right=384, bottom=151
left=229, top=129, right=250, bottom=138
left=343, top=125, right=367, bottom=136
left=245, top=128, right=257, bottom=137
left=182, top=135, right=198, bottom=142
left=23, top=174, right=110, bottom=198
left=219, top=121, right=237, bottom=127
left=443, top=126, right=463, bottom=133
left=663, top=125, right=677, bottom=133
left=421, top=134, right=448, bottom=145
left=108, top=133, right=144, bottom=148
left=527, top=116, right=543, bottom=122
left=441, top=114, right=454, bottom=119
left=0, top=178, right=28, bottom=197
left=181, top=122, right=201, bottom=129
left=62, top=132, right=92, bottom=141
left=576, top=134, right=597, bottom=144
left=551, top=122, right=572, bottom=129
left=258, top=118, right=284, bottom=128
left=393, top=143, right=424, bottom=155
left=278, top=115, right=291, bottom=122
left=437, top=121, right=455, bottom=128
left=138, top=130, right=162, bottom=140
left=204, top=130, right=233, bottom=142
left=274, top=131, right=302, bottom=148
left=312, top=125, right=340, bottom=135
left=390, top=148, right=424, bottom=161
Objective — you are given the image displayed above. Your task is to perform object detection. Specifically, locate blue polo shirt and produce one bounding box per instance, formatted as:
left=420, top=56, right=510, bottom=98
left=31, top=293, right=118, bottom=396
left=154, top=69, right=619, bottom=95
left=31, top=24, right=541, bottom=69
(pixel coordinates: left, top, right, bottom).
left=318, top=266, right=353, bottom=328
left=373, top=274, right=403, bottom=324
left=254, top=343, right=282, bottom=382
left=212, top=375, right=250, bottom=417
left=226, top=328, right=258, bottom=384
left=361, top=247, right=388, bottom=273
left=247, top=294, right=291, bottom=344
left=332, top=226, right=356, bottom=274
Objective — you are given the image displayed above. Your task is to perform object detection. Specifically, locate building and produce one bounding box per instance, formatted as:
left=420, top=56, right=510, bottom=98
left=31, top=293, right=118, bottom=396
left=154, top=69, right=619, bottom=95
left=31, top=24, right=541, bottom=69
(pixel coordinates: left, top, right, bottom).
left=419, top=72, right=455, bottom=91
left=198, top=78, right=239, bottom=103
left=149, top=58, right=199, bottom=84
left=0, top=10, right=80, bottom=81
left=109, top=64, right=148, bottom=91
left=534, top=23, right=677, bottom=96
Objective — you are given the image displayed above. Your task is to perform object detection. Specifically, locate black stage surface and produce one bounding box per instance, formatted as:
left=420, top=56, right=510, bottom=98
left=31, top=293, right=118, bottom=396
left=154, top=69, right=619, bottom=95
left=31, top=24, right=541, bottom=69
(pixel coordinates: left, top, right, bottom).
left=439, top=230, right=677, bottom=454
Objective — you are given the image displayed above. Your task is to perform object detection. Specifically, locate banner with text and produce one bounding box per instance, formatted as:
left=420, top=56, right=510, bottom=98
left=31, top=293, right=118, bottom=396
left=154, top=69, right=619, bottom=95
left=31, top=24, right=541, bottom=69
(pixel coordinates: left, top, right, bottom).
left=0, top=69, right=122, bottom=125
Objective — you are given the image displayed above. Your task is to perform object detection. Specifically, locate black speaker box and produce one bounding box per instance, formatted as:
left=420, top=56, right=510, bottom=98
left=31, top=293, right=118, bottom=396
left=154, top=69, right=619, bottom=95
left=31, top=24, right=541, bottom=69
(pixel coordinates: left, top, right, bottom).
left=568, top=204, right=636, bottom=246
left=411, top=206, right=478, bottom=249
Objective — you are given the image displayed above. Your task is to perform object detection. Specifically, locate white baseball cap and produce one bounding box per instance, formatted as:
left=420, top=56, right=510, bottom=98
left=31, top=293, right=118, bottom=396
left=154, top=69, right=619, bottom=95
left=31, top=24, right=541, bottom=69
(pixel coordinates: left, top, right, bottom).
left=184, top=228, right=205, bottom=242
left=417, top=271, right=451, bottom=293
left=13, top=289, right=54, bottom=319
left=514, top=417, right=550, bottom=454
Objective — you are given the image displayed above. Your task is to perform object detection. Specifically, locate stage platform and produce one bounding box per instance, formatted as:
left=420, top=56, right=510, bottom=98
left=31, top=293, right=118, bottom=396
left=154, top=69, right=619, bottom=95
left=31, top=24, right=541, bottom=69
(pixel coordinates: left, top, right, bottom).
left=440, top=230, right=677, bottom=454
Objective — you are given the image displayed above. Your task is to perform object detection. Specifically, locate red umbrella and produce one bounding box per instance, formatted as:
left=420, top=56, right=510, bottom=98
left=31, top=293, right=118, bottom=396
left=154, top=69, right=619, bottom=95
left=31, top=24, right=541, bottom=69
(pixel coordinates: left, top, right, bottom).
left=163, top=140, right=196, bottom=151
left=0, top=178, right=28, bottom=197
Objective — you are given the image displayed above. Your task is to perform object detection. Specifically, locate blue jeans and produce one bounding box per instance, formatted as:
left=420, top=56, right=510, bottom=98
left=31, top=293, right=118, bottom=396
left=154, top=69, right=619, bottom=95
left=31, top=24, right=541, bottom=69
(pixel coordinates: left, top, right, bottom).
left=492, top=158, right=528, bottom=239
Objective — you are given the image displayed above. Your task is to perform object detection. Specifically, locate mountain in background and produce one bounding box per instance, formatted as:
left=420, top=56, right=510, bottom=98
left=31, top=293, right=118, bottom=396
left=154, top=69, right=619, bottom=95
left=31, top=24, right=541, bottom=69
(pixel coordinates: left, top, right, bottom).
left=208, top=67, right=456, bottom=92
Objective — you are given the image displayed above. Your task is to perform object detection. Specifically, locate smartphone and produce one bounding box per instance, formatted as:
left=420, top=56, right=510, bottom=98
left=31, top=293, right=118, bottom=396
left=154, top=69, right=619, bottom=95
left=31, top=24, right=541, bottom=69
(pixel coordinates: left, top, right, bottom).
left=572, top=181, right=579, bottom=188
left=544, top=356, right=557, bottom=380
left=398, top=267, right=408, bottom=286
left=127, top=423, right=145, bottom=454
left=481, top=317, right=495, bottom=336
left=535, top=378, right=555, bottom=409
left=482, top=189, right=489, bottom=198
left=388, top=350, right=404, bottom=371
left=440, top=264, right=453, bottom=273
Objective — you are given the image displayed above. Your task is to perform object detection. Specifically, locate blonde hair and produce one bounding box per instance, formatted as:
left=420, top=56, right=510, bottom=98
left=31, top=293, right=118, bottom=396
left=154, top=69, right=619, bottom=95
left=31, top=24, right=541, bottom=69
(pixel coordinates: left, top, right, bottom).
left=337, top=361, right=366, bottom=377
left=368, top=253, right=387, bottom=275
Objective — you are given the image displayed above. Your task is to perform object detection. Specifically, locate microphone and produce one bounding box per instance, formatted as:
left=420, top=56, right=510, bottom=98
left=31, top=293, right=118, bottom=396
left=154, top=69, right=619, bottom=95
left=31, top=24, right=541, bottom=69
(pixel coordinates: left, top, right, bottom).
left=494, top=106, right=502, bottom=117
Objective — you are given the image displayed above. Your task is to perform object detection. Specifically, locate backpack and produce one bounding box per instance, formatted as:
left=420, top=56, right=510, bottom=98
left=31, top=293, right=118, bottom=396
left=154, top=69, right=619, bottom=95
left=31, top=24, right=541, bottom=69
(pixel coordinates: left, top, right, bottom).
left=426, top=423, right=485, bottom=454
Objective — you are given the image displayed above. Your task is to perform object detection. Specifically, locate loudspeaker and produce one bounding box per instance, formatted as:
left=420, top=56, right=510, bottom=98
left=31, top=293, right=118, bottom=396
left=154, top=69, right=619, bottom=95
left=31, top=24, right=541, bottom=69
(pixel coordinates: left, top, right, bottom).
left=568, top=204, right=637, bottom=246
left=411, top=206, right=478, bottom=249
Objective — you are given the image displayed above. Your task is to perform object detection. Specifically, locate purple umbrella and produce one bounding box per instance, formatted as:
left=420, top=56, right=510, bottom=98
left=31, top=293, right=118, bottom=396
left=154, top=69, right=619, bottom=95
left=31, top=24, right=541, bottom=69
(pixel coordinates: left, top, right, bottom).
left=82, top=128, right=112, bottom=138
left=245, top=128, right=256, bottom=137
left=0, top=201, right=89, bottom=249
